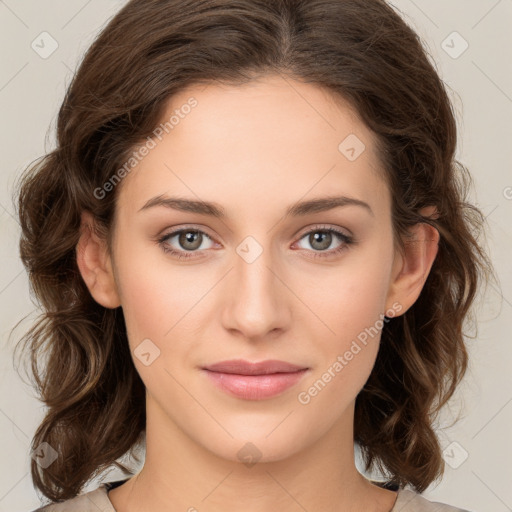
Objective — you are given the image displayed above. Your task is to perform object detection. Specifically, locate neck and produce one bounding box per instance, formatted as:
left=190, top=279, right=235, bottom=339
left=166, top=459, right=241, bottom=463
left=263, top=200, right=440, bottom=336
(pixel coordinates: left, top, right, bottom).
left=108, top=396, right=397, bottom=512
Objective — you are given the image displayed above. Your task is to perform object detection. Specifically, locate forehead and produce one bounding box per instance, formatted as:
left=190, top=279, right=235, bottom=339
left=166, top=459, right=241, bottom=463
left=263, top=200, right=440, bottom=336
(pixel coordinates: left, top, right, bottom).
left=116, top=74, right=389, bottom=222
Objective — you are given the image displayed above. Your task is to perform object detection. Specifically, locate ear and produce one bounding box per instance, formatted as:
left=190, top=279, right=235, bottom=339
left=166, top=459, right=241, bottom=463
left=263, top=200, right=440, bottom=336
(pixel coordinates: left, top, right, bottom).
left=76, top=210, right=121, bottom=309
left=384, top=206, right=440, bottom=316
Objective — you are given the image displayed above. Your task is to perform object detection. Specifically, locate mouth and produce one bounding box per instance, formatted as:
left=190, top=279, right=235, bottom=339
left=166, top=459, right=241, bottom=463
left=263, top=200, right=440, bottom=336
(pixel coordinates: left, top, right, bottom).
left=201, top=359, right=310, bottom=400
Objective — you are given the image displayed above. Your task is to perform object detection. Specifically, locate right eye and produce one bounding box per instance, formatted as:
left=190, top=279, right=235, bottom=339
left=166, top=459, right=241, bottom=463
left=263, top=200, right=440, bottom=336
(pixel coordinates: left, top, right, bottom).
left=157, top=227, right=216, bottom=260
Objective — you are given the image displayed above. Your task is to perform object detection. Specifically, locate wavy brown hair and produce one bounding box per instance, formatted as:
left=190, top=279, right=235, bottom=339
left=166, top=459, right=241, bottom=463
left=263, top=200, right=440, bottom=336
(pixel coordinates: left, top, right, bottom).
left=13, top=0, right=497, bottom=503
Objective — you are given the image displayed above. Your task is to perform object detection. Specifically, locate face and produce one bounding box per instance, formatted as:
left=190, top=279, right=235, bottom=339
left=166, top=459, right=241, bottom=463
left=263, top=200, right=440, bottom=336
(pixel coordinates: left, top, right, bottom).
left=105, top=74, right=403, bottom=463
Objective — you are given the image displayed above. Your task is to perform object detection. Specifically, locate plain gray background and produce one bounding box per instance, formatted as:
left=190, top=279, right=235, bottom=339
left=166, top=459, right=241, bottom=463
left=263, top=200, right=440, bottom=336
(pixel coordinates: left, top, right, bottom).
left=0, top=1, right=511, bottom=511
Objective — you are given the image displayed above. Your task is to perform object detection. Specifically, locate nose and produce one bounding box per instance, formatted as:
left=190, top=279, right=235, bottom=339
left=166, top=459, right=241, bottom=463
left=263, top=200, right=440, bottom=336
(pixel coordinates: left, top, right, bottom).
left=220, top=242, right=291, bottom=340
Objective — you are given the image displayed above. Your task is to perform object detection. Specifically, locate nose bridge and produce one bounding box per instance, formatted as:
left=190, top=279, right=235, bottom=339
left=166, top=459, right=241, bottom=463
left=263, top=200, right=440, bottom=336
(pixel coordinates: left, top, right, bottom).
left=222, top=234, right=287, bottom=337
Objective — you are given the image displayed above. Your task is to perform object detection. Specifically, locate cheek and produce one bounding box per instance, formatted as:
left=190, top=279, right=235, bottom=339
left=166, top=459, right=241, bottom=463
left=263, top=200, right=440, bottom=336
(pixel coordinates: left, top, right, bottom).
left=297, top=276, right=386, bottom=418
left=305, top=251, right=392, bottom=341
left=298, top=247, right=392, bottom=391
left=116, top=270, right=171, bottom=344
left=113, top=241, right=206, bottom=343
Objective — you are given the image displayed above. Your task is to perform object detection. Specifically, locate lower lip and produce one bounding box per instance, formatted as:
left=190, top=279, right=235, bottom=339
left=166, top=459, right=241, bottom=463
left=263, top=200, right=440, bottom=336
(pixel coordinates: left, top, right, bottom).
left=202, top=369, right=309, bottom=400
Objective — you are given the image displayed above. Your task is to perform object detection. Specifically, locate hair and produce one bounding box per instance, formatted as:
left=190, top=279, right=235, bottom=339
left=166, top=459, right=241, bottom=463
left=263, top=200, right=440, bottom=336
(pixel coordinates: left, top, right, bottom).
left=13, top=0, right=498, bottom=503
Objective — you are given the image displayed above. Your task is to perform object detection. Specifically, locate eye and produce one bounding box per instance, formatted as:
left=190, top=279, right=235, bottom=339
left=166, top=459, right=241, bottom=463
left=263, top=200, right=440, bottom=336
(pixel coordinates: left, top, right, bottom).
left=293, top=226, right=354, bottom=259
left=157, top=227, right=215, bottom=260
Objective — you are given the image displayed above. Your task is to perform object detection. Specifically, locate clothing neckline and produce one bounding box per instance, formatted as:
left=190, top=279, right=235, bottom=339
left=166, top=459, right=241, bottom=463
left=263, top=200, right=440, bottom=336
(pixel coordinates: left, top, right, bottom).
left=104, top=477, right=401, bottom=492
left=102, top=478, right=406, bottom=511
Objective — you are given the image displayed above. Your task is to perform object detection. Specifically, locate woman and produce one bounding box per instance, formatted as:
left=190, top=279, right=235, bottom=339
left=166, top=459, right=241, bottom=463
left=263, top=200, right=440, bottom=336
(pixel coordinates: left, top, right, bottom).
left=15, top=0, right=494, bottom=510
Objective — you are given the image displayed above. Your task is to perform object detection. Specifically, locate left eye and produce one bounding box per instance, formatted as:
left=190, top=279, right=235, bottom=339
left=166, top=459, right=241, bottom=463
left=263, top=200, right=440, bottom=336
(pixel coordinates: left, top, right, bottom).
left=295, top=228, right=350, bottom=252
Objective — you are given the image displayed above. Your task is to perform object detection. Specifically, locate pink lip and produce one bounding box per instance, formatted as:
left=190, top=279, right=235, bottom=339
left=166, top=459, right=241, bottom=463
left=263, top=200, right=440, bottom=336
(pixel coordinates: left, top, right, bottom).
left=201, top=359, right=309, bottom=400
left=203, top=359, right=307, bottom=375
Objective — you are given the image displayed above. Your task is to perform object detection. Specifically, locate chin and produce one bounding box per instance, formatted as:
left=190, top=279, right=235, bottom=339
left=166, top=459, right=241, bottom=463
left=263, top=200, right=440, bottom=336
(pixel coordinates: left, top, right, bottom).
left=199, top=421, right=315, bottom=465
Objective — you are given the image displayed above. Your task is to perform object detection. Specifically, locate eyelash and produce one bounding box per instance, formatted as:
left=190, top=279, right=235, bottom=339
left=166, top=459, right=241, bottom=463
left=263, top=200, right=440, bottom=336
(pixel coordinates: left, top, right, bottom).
left=157, top=225, right=355, bottom=261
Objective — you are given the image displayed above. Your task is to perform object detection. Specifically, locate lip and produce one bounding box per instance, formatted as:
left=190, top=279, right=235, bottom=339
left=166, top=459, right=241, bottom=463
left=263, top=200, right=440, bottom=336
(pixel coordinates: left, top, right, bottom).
left=203, top=359, right=308, bottom=375
left=201, top=359, right=309, bottom=400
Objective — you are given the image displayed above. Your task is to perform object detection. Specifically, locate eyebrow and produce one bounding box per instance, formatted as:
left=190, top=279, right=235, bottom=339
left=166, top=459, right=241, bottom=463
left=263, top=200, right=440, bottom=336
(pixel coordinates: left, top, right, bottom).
left=138, top=194, right=374, bottom=218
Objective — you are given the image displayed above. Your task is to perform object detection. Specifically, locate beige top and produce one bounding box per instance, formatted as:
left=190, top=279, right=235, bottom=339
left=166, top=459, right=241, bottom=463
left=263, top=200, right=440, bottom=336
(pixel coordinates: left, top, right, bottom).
left=31, top=479, right=472, bottom=512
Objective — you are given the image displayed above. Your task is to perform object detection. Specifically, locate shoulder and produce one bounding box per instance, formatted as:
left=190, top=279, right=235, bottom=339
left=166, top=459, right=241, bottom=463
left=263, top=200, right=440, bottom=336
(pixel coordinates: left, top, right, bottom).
left=393, top=488, right=474, bottom=512
left=28, top=483, right=115, bottom=512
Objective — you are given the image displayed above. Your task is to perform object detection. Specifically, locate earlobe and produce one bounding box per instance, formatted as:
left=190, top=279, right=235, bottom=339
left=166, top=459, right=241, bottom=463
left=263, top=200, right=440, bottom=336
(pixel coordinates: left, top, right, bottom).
left=76, top=210, right=121, bottom=309
left=385, top=208, right=440, bottom=315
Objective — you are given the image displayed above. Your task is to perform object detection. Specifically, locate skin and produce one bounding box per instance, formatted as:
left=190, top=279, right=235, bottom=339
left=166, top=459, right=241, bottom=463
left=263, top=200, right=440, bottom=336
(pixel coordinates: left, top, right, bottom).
left=77, top=74, right=439, bottom=512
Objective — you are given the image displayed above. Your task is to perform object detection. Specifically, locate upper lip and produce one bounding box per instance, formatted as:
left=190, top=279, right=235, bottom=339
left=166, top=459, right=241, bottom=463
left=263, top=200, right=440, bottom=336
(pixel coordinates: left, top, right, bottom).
left=202, top=359, right=308, bottom=375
